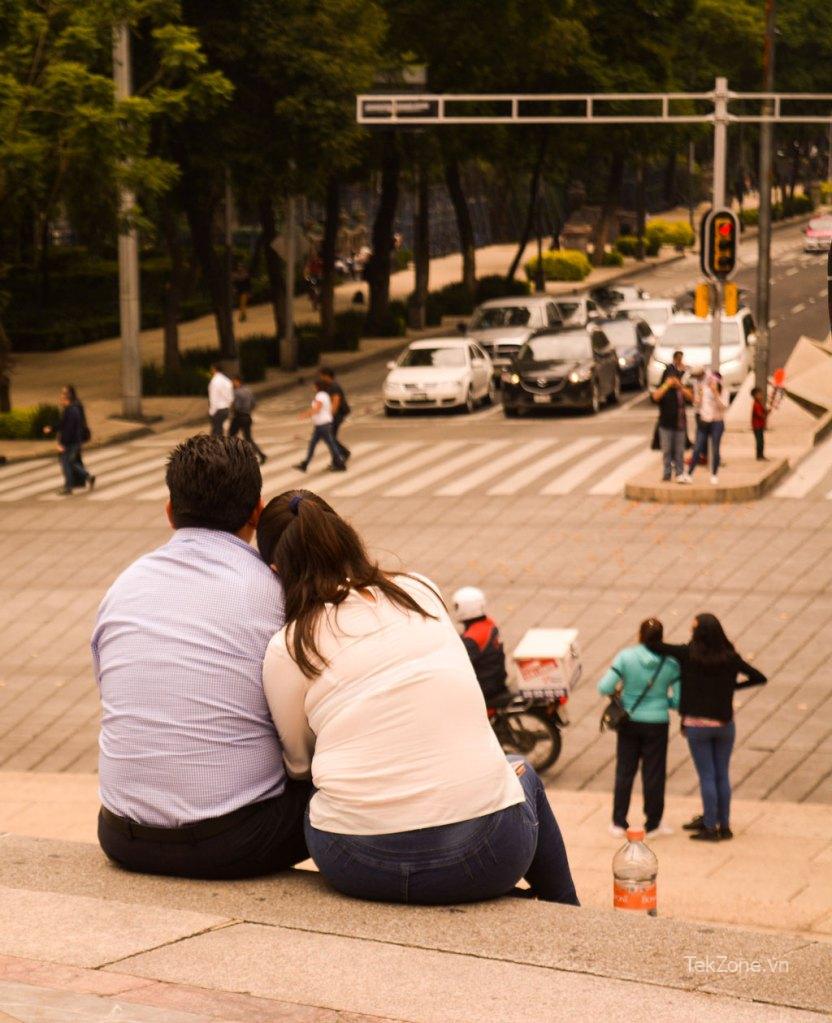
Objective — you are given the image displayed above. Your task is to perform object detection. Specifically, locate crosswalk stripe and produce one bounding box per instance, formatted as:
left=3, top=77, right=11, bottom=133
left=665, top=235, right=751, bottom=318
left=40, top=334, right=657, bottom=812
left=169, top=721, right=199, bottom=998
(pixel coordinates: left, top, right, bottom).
left=487, top=438, right=601, bottom=495
left=0, top=448, right=157, bottom=502
left=589, top=447, right=658, bottom=495
left=86, top=462, right=170, bottom=501
left=384, top=441, right=512, bottom=497
left=435, top=440, right=555, bottom=497
left=775, top=436, right=832, bottom=498
left=254, top=442, right=383, bottom=500
left=305, top=442, right=421, bottom=495
left=330, top=441, right=469, bottom=497
left=0, top=446, right=130, bottom=491
left=540, top=435, right=642, bottom=495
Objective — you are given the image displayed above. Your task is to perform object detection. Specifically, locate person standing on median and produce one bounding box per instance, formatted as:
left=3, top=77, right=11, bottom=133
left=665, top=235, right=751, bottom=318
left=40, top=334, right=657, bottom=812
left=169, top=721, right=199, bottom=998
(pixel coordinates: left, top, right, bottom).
left=293, top=379, right=346, bottom=473
left=318, top=366, right=351, bottom=465
left=208, top=363, right=234, bottom=437
left=651, top=351, right=693, bottom=483
left=683, top=371, right=728, bottom=486
left=598, top=618, right=680, bottom=840
left=751, top=386, right=769, bottom=461
left=229, top=374, right=267, bottom=465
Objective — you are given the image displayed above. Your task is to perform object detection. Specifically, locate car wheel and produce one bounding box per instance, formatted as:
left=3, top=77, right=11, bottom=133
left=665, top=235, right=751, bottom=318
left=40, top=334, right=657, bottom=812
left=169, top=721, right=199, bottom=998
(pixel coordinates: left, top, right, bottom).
left=384, top=406, right=400, bottom=418
left=637, top=363, right=647, bottom=390
left=587, top=380, right=601, bottom=415
left=608, top=371, right=621, bottom=405
left=504, top=405, right=519, bottom=418
left=463, top=387, right=475, bottom=414
left=486, top=378, right=498, bottom=406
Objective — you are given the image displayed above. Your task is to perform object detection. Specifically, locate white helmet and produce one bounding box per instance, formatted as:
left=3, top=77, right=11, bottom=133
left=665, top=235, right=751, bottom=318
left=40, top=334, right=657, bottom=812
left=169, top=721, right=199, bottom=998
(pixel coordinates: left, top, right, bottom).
left=452, top=586, right=486, bottom=622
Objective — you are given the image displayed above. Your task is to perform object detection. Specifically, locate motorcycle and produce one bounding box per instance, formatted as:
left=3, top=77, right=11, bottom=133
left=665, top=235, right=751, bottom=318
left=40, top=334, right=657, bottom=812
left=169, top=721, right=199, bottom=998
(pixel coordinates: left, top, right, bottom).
left=486, top=692, right=568, bottom=772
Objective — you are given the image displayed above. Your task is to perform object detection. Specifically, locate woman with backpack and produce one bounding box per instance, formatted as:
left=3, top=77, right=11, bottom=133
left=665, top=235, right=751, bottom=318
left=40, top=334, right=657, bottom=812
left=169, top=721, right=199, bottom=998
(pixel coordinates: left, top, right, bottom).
left=598, top=618, right=681, bottom=840
left=647, top=614, right=767, bottom=841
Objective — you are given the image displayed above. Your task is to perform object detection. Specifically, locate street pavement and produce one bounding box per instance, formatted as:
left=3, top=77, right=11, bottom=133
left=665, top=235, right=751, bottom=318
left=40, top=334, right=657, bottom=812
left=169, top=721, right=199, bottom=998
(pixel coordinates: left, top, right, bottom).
left=1, top=220, right=831, bottom=808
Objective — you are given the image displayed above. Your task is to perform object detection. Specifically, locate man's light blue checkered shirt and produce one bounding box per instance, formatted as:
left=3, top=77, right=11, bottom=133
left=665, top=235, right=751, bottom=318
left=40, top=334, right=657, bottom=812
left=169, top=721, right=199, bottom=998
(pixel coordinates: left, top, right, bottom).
left=92, top=528, right=287, bottom=827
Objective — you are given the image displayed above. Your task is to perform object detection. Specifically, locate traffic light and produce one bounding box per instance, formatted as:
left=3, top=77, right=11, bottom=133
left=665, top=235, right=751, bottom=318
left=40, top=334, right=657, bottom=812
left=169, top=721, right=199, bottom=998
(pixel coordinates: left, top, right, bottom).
left=703, top=208, right=739, bottom=280
left=723, top=282, right=739, bottom=316
left=694, top=282, right=709, bottom=318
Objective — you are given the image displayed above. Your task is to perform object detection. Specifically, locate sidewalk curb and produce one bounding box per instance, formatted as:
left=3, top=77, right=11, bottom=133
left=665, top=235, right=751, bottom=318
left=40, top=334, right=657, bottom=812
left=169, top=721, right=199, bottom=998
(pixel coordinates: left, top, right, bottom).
left=625, top=457, right=789, bottom=504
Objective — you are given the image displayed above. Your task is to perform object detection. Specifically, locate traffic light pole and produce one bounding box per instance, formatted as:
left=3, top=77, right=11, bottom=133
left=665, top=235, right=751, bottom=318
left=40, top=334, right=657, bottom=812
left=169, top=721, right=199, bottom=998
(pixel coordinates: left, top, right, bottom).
left=755, top=0, right=777, bottom=399
left=710, top=281, right=723, bottom=372
left=709, top=78, right=729, bottom=374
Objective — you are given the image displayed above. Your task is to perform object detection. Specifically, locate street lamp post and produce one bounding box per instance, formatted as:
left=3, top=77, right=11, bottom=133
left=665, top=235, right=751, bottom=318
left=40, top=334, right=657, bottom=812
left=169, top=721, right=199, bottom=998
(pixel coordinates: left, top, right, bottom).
left=755, top=0, right=777, bottom=397
left=113, top=24, right=142, bottom=420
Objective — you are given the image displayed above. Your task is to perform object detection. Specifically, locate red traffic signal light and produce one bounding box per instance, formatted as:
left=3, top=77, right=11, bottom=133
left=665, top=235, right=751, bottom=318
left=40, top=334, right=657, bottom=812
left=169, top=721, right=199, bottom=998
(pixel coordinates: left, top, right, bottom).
left=701, top=208, right=739, bottom=280
left=718, top=222, right=732, bottom=237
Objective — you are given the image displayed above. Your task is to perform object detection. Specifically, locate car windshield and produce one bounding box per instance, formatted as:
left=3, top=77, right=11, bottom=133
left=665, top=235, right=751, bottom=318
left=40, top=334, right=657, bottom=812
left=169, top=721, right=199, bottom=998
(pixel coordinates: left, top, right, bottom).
left=662, top=323, right=741, bottom=347
left=808, top=217, right=832, bottom=232
left=471, top=306, right=531, bottom=328
left=518, top=332, right=591, bottom=362
left=555, top=302, right=581, bottom=320
left=398, top=346, right=466, bottom=367
left=627, top=306, right=669, bottom=325
left=599, top=321, right=639, bottom=351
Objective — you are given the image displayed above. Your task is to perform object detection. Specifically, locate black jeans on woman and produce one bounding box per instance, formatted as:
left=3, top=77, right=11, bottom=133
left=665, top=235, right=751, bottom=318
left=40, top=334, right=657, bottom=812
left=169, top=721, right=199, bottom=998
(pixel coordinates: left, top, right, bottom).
left=613, top=720, right=669, bottom=833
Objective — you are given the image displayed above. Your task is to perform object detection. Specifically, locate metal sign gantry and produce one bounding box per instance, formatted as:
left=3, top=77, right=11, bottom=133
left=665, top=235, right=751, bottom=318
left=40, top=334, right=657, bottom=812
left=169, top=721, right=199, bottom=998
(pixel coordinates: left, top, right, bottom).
left=358, top=78, right=832, bottom=377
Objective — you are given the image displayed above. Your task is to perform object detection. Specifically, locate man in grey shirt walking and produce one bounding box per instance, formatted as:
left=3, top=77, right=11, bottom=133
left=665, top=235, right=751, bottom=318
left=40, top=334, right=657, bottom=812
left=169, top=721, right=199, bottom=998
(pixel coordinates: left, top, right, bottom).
left=229, top=375, right=267, bottom=464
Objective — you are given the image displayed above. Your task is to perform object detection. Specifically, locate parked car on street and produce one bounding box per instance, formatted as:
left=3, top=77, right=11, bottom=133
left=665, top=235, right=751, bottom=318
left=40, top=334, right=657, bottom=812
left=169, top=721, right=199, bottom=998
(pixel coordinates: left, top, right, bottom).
left=501, top=327, right=621, bottom=416
left=595, top=316, right=655, bottom=389
left=589, top=284, right=650, bottom=313
left=648, top=309, right=757, bottom=394
left=804, top=215, right=832, bottom=253
left=615, top=298, right=678, bottom=339
left=552, top=293, right=604, bottom=327
left=465, top=296, right=564, bottom=380
left=384, top=338, right=495, bottom=415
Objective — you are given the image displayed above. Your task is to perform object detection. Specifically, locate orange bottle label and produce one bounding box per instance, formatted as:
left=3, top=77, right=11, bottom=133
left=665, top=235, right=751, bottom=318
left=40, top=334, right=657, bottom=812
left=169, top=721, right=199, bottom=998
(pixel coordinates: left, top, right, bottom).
left=613, top=881, right=657, bottom=912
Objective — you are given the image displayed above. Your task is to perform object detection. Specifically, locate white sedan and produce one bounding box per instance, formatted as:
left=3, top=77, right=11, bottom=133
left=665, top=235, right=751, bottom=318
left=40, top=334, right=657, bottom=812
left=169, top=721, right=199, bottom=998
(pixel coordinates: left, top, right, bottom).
left=648, top=309, right=757, bottom=394
left=384, top=338, right=495, bottom=415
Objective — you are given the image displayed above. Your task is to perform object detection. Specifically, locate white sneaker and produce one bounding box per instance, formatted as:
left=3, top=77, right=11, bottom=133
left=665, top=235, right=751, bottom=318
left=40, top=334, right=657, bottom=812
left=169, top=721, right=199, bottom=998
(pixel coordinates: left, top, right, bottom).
left=646, top=823, right=674, bottom=839
left=676, top=473, right=692, bottom=485
left=710, top=474, right=719, bottom=485
left=609, top=824, right=626, bottom=838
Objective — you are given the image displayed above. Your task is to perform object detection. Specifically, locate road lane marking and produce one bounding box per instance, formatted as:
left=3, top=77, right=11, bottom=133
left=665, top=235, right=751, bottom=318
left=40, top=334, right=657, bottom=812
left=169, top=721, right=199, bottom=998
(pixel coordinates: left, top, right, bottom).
left=589, top=448, right=658, bottom=495
left=786, top=267, right=798, bottom=276
left=436, top=440, right=556, bottom=496
left=791, top=303, right=807, bottom=314
left=540, top=435, right=643, bottom=495
left=310, top=442, right=421, bottom=494
left=487, top=438, right=601, bottom=495
left=774, top=437, right=832, bottom=499
left=385, top=441, right=512, bottom=497
left=331, top=441, right=468, bottom=497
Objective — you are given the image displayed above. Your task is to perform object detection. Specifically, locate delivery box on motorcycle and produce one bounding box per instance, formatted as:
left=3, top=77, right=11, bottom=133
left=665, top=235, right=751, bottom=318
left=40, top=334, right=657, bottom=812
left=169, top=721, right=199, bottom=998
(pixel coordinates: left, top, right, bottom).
left=511, top=628, right=582, bottom=700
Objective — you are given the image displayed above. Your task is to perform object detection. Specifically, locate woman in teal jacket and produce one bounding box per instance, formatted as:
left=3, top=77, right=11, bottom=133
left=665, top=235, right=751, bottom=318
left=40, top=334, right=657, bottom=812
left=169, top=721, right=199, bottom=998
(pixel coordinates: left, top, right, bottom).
left=597, top=618, right=680, bottom=839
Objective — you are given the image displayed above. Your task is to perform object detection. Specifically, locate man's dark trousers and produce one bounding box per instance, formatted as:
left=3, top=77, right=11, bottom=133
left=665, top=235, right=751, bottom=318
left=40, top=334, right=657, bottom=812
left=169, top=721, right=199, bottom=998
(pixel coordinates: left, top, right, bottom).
left=98, top=779, right=312, bottom=880
left=229, top=412, right=266, bottom=461
left=332, top=414, right=350, bottom=461
left=612, top=720, right=669, bottom=832
left=210, top=409, right=229, bottom=437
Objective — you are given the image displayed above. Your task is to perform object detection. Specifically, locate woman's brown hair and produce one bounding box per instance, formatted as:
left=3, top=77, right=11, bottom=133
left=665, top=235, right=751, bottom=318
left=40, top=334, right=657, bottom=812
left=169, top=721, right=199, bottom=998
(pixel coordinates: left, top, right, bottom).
left=257, top=490, right=438, bottom=678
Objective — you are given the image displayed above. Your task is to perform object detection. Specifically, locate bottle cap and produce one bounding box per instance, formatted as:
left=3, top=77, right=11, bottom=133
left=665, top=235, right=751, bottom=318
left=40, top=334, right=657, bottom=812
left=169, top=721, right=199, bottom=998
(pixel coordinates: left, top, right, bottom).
left=626, top=828, right=645, bottom=842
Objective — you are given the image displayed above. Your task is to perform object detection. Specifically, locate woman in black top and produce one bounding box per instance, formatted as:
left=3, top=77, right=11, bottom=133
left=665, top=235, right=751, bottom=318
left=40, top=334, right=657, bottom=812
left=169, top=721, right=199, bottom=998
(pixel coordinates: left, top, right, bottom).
left=648, top=613, right=766, bottom=842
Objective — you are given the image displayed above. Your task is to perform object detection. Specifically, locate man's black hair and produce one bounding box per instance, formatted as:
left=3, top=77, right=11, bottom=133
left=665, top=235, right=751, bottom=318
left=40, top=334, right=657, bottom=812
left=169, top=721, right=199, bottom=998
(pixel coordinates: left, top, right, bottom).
left=319, top=365, right=335, bottom=377
left=166, top=435, right=261, bottom=533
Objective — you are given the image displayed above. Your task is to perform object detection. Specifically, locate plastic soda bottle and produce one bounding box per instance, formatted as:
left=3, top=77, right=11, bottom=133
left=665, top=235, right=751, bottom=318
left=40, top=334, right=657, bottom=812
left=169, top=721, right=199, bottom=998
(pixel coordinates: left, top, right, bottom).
left=613, top=828, right=658, bottom=916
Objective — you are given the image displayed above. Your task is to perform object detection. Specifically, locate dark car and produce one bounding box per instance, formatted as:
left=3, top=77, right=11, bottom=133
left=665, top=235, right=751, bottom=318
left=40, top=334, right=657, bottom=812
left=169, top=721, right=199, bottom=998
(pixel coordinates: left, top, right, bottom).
left=589, top=284, right=649, bottom=314
left=501, top=327, right=621, bottom=416
left=595, top=316, right=655, bottom=389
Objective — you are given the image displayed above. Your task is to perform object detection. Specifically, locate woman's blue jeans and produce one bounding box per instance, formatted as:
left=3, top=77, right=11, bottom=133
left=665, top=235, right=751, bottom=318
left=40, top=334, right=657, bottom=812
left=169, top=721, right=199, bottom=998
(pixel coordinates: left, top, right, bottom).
left=305, top=760, right=579, bottom=906
left=686, top=721, right=736, bottom=829
left=690, top=420, right=725, bottom=475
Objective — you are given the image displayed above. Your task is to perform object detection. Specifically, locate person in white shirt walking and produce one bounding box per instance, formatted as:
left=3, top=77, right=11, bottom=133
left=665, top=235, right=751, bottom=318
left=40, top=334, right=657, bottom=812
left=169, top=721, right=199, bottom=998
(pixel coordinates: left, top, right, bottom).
left=293, top=381, right=346, bottom=472
left=208, top=364, right=234, bottom=437
left=681, top=371, right=729, bottom=485
left=256, top=489, right=578, bottom=905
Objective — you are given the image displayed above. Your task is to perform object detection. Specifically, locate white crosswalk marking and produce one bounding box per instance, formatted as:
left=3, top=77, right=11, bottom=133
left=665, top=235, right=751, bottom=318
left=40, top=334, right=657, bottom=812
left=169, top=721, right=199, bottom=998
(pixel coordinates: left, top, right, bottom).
left=311, top=442, right=421, bottom=494
left=254, top=442, right=382, bottom=500
left=86, top=459, right=170, bottom=500
left=330, top=441, right=468, bottom=497
left=0, top=447, right=151, bottom=502
left=0, top=447, right=127, bottom=484
left=589, top=448, right=658, bottom=495
left=540, top=435, right=642, bottom=494
left=775, top=436, right=832, bottom=498
left=384, top=441, right=512, bottom=497
left=436, top=440, right=555, bottom=497
left=487, top=438, right=600, bottom=495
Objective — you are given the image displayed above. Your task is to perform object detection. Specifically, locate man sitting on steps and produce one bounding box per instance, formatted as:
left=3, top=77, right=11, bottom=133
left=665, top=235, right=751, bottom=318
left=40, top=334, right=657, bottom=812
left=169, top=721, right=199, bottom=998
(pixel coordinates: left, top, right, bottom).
left=92, top=434, right=310, bottom=879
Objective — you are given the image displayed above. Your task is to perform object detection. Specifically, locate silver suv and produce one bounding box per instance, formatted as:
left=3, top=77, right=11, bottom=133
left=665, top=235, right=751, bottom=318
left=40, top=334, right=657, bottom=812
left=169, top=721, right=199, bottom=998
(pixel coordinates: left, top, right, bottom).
left=466, top=295, right=563, bottom=377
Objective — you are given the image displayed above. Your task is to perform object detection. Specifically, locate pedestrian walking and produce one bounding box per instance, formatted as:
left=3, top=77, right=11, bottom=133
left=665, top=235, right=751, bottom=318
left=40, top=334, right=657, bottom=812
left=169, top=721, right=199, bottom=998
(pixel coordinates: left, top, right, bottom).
left=48, top=385, right=95, bottom=495
left=208, top=364, right=233, bottom=437
left=231, top=261, right=252, bottom=323
left=229, top=375, right=267, bottom=464
left=683, top=371, right=728, bottom=485
left=597, top=618, right=680, bottom=840
left=318, top=365, right=351, bottom=464
left=293, top=381, right=346, bottom=473
left=751, top=386, right=769, bottom=461
left=651, top=351, right=693, bottom=483
left=646, top=613, right=767, bottom=842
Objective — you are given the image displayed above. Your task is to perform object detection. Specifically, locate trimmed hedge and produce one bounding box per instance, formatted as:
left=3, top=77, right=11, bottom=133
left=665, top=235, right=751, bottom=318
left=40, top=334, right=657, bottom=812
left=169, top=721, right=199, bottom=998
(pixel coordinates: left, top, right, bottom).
left=740, top=193, right=816, bottom=228
left=615, top=235, right=661, bottom=258
left=601, top=250, right=625, bottom=267
left=0, top=404, right=59, bottom=440
left=524, top=249, right=591, bottom=282
left=646, top=218, right=695, bottom=249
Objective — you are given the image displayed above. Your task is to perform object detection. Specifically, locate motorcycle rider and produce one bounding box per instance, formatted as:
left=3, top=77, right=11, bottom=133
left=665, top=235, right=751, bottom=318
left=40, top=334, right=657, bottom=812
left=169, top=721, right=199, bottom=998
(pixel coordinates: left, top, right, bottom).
left=453, top=587, right=511, bottom=705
